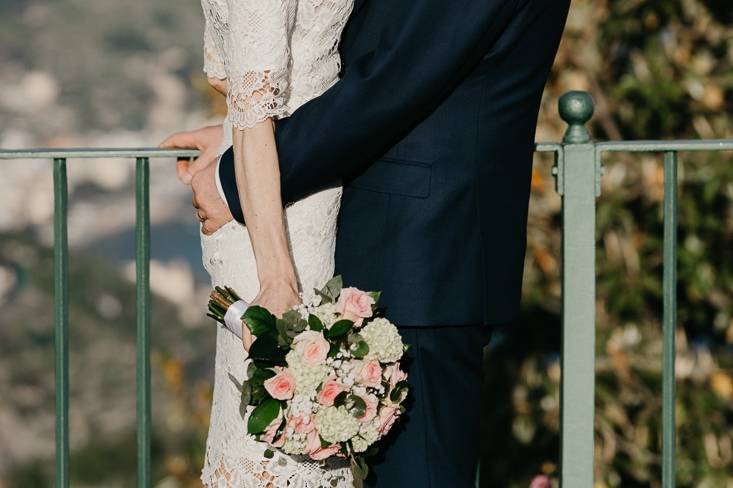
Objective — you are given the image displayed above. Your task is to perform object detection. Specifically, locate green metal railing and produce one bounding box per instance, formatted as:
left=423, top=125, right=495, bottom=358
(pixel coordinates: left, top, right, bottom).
left=0, top=149, right=196, bottom=488
left=1, top=91, right=731, bottom=487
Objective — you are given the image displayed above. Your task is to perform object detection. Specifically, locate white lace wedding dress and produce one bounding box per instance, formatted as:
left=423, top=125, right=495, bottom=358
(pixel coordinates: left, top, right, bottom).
left=198, top=0, right=354, bottom=486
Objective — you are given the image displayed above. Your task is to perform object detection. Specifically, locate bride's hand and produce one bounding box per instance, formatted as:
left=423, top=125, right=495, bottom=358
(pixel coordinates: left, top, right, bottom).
left=207, top=76, right=229, bottom=97
left=243, top=279, right=300, bottom=352
left=159, top=124, right=223, bottom=185
left=252, top=279, right=301, bottom=318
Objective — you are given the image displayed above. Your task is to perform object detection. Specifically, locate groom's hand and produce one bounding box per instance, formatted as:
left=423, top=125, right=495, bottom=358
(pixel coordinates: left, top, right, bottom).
left=191, top=161, right=234, bottom=235
left=160, top=124, right=223, bottom=185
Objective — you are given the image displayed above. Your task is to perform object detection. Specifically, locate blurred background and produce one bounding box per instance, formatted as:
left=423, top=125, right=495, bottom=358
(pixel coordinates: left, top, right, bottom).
left=0, top=0, right=731, bottom=486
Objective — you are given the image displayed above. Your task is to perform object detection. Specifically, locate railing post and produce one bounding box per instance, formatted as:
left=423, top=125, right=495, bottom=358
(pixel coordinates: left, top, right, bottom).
left=53, top=158, right=70, bottom=488
left=662, top=151, right=678, bottom=488
left=136, top=157, right=151, bottom=487
left=556, top=91, right=599, bottom=488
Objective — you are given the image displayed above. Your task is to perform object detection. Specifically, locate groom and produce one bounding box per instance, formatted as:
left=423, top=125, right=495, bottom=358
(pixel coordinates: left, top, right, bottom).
left=168, top=0, right=569, bottom=485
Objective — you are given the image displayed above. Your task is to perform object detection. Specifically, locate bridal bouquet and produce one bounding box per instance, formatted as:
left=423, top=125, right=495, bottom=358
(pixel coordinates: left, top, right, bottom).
left=206, top=276, right=409, bottom=478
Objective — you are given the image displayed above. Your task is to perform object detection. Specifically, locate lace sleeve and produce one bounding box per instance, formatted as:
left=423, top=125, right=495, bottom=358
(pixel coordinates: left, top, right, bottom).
left=225, top=0, right=296, bottom=129
left=202, top=4, right=227, bottom=80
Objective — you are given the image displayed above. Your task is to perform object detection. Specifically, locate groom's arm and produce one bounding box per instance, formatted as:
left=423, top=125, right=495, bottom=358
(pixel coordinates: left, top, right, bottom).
left=221, top=0, right=521, bottom=221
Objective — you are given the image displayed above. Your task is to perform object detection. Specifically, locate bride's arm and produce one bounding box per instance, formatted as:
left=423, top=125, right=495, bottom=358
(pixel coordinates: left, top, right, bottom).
left=225, top=0, right=299, bottom=317
left=232, top=120, right=300, bottom=317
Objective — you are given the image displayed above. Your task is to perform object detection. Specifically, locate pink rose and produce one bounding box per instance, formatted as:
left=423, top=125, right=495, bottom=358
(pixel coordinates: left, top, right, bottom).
left=293, top=330, right=330, bottom=365
left=262, top=412, right=285, bottom=448
left=359, top=360, right=383, bottom=387
left=529, top=475, right=553, bottom=488
left=317, top=377, right=348, bottom=406
left=264, top=368, right=295, bottom=400
left=356, top=394, right=378, bottom=424
left=306, top=429, right=341, bottom=461
left=287, top=414, right=315, bottom=434
left=383, top=363, right=408, bottom=388
left=336, top=287, right=375, bottom=326
left=377, top=406, right=399, bottom=437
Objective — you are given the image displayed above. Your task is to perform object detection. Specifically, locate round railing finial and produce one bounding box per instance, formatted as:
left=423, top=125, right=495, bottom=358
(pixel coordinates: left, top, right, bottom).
left=559, top=91, right=594, bottom=144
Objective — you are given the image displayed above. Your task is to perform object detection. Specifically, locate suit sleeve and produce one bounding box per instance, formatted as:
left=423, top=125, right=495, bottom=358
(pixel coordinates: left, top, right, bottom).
left=221, top=0, right=518, bottom=221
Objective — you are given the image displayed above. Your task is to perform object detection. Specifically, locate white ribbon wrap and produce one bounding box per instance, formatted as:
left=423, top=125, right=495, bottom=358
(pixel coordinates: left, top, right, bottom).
left=223, top=299, right=249, bottom=340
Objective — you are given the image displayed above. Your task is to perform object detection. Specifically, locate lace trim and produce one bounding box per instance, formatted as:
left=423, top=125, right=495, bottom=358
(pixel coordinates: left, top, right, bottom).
left=201, top=453, right=352, bottom=488
left=204, top=44, right=227, bottom=80
left=227, top=69, right=290, bottom=129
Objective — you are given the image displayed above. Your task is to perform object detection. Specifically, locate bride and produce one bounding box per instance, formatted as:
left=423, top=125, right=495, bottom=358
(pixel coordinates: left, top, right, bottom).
left=189, top=0, right=354, bottom=486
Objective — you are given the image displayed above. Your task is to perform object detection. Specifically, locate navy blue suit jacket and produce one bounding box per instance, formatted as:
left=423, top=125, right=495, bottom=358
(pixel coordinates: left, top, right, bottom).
left=219, top=0, right=570, bottom=326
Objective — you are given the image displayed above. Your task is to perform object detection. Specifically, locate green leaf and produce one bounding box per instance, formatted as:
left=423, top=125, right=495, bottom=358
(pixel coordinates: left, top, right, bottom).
left=247, top=398, right=280, bottom=434
left=246, top=361, right=257, bottom=379
left=308, top=314, right=324, bottom=331
left=250, top=367, right=276, bottom=386
left=327, top=342, right=340, bottom=358
left=367, top=291, right=381, bottom=304
left=333, top=391, right=348, bottom=408
left=349, top=394, right=367, bottom=419
left=351, top=454, right=369, bottom=480
left=243, top=305, right=277, bottom=337
left=350, top=340, right=369, bottom=359
left=389, top=381, right=409, bottom=404
left=249, top=367, right=276, bottom=405
left=263, top=448, right=275, bottom=459
left=249, top=335, right=286, bottom=364
left=251, top=384, right=268, bottom=404
left=326, top=319, right=353, bottom=339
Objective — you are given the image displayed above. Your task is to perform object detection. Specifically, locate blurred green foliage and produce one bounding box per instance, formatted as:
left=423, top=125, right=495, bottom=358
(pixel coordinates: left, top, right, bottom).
left=482, top=1, right=733, bottom=487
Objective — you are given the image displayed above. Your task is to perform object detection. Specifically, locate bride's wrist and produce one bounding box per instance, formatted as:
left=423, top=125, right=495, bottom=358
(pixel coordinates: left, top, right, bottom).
left=258, top=272, right=298, bottom=293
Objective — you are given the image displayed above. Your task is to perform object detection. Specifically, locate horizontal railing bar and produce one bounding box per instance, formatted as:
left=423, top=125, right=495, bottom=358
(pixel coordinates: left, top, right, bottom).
left=597, top=140, right=733, bottom=153
left=1, top=140, right=730, bottom=161
left=0, top=148, right=199, bottom=159
left=535, top=142, right=564, bottom=153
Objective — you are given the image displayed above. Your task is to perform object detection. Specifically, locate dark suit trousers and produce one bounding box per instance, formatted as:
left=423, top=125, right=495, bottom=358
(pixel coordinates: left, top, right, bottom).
left=365, top=325, right=493, bottom=488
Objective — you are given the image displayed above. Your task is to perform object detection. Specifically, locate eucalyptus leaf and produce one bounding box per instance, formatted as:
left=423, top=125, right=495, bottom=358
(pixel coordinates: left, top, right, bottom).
left=247, top=398, right=280, bottom=434
left=227, top=372, right=242, bottom=391
left=320, top=275, right=343, bottom=301
left=367, top=291, right=381, bottom=304
left=239, top=381, right=252, bottom=417
left=275, top=319, right=293, bottom=347
left=350, top=340, right=369, bottom=359
left=314, top=288, right=333, bottom=304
